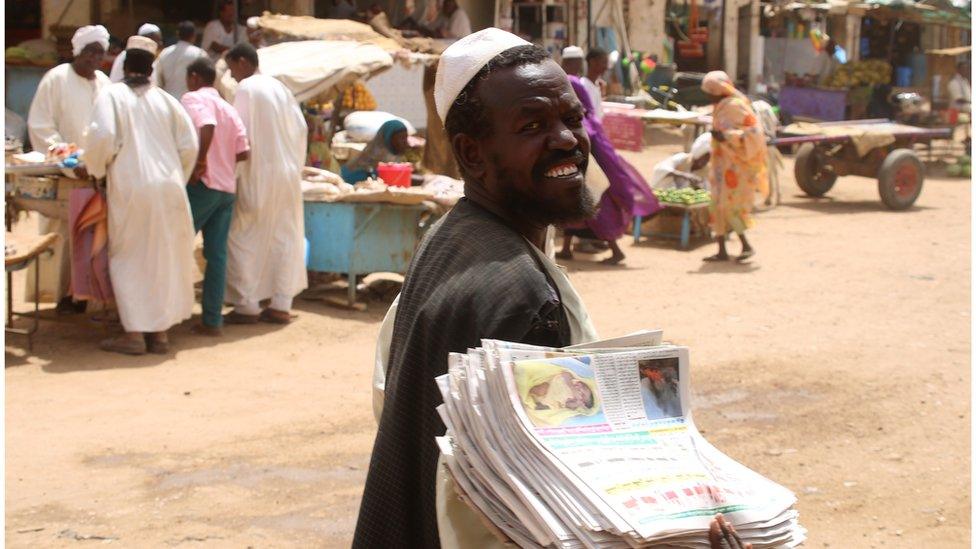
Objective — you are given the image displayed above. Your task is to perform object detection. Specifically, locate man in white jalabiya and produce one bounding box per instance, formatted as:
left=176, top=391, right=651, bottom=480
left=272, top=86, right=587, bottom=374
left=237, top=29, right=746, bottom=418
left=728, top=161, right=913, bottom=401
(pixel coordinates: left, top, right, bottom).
left=83, top=36, right=199, bottom=355
left=222, top=43, right=308, bottom=325
left=156, top=21, right=208, bottom=98
left=202, top=0, right=247, bottom=59
left=27, top=24, right=111, bottom=313
left=109, top=23, right=163, bottom=83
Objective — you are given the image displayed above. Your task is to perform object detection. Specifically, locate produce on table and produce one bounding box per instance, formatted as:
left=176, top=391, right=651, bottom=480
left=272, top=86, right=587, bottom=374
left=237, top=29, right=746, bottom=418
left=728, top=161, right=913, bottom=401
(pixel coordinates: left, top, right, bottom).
left=341, top=80, right=377, bottom=111
left=653, top=187, right=711, bottom=205
left=824, top=59, right=892, bottom=89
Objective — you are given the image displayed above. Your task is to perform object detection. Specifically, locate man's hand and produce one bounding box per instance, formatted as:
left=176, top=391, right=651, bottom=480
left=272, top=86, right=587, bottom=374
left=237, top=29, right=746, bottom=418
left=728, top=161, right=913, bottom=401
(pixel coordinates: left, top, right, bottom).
left=209, top=41, right=229, bottom=55
left=708, top=514, right=751, bottom=549
left=190, top=160, right=206, bottom=184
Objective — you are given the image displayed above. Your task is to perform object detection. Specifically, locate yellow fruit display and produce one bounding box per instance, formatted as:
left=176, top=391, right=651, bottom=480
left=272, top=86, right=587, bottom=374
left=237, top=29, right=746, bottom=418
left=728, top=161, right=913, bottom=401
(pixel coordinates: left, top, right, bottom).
left=824, top=59, right=892, bottom=89
left=341, top=80, right=377, bottom=111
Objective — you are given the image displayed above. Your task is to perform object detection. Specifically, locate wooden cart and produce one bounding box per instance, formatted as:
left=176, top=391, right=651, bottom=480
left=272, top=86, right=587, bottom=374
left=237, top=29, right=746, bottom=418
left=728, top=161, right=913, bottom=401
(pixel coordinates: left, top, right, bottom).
left=774, top=119, right=953, bottom=210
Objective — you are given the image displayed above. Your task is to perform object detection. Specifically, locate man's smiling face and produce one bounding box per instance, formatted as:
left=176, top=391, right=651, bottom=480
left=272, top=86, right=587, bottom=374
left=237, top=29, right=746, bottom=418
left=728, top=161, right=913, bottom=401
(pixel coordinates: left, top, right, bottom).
left=476, top=59, right=595, bottom=225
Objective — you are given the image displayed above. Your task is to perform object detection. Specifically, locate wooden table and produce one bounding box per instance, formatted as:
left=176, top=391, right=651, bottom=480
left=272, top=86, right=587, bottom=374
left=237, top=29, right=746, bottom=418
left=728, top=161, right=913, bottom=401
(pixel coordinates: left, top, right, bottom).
left=5, top=232, right=59, bottom=350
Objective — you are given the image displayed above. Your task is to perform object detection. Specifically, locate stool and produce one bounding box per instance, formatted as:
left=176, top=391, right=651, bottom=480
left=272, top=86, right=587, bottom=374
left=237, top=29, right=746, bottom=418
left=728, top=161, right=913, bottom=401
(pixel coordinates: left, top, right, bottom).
left=6, top=232, right=59, bottom=351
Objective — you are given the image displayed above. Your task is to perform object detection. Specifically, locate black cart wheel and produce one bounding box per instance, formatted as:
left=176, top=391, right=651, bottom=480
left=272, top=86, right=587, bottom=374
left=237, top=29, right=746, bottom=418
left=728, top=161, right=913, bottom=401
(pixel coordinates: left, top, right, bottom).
left=794, top=143, right=837, bottom=197
left=877, top=148, right=923, bottom=210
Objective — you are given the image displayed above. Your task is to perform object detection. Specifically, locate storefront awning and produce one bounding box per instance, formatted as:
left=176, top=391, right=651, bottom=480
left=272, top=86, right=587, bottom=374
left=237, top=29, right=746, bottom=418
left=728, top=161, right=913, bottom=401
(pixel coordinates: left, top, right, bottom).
left=217, top=40, right=394, bottom=103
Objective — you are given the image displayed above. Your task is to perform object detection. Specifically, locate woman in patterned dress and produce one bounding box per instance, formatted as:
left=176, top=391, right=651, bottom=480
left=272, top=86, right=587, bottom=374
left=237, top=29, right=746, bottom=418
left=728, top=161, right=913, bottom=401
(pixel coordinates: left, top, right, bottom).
left=701, top=71, right=768, bottom=262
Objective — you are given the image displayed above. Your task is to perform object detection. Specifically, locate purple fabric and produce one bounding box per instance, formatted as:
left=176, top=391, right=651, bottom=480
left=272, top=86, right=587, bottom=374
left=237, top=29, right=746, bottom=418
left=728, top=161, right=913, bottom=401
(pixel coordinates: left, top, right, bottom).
left=568, top=75, right=661, bottom=241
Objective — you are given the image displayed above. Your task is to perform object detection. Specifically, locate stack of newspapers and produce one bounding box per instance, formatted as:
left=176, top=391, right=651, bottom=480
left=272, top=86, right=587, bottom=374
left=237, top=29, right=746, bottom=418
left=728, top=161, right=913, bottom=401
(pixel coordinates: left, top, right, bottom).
left=435, top=331, right=806, bottom=548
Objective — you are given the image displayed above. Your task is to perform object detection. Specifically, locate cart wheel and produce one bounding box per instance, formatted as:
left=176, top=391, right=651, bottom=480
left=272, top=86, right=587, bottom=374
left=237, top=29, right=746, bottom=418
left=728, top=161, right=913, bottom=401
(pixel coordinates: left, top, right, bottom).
left=794, top=143, right=837, bottom=197
left=877, top=148, right=923, bottom=210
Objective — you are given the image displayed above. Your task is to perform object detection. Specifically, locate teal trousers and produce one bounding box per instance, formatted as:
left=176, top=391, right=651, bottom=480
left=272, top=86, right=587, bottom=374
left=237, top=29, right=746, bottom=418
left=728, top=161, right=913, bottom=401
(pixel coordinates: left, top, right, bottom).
left=186, top=183, right=235, bottom=328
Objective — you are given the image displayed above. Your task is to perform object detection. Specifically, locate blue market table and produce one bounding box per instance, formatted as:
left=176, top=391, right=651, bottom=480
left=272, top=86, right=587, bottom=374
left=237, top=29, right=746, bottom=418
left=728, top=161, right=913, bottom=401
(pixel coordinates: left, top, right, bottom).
left=633, top=202, right=710, bottom=249
left=304, top=201, right=426, bottom=306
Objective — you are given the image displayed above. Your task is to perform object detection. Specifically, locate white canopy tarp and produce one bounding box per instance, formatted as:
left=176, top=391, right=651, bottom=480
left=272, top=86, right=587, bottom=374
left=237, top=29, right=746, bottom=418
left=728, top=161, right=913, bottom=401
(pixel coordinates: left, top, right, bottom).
left=217, top=40, right=393, bottom=104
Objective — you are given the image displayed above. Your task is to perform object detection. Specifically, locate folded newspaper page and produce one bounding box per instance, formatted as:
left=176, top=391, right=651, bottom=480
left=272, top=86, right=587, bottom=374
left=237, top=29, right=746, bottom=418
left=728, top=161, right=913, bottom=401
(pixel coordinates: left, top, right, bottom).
left=435, top=332, right=806, bottom=548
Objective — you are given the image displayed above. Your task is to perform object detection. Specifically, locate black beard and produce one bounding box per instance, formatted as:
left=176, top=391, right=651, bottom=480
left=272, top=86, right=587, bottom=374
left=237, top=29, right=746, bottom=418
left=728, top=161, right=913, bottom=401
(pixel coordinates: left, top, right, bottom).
left=501, top=173, right=597, bottom=225
left=494, top=157, right=598, bottom=226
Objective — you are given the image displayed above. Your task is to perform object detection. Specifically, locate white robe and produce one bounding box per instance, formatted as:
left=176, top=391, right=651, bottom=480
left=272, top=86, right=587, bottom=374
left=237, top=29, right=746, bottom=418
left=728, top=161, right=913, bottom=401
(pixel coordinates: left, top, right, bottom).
left=156, top=41, right=208, bottom=99
left=82, top=83, right=198, bottom=332
left=26, top=63, right=111, bottom=301
left=581, top=76, right=604, bottom=121
left=225, top=74, right=308, bottom=310
left=201, top=20, right=247, bottom=59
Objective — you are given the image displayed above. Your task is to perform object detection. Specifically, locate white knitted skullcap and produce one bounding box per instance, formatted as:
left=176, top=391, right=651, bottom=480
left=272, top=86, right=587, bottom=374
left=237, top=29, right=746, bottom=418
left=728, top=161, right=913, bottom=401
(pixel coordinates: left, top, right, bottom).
left=434, top=28, right=531, bottom=124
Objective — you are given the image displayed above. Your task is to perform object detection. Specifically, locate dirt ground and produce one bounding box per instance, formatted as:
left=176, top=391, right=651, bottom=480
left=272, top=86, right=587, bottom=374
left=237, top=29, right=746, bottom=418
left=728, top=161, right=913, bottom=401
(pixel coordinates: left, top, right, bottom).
left=5, top=132, right=971, bottom=548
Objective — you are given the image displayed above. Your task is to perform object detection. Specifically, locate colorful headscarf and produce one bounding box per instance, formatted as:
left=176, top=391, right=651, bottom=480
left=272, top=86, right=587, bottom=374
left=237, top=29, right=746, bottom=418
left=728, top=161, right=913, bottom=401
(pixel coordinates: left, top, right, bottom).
left=379, top=119, right=408, bottom=153
left=701, top=70, right=740, bottom=98
left=341, top=119, right=409, bottom=183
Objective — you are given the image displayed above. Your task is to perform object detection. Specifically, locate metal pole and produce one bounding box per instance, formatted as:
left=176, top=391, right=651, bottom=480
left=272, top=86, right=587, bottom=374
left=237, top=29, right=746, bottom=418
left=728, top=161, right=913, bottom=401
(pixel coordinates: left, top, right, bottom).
left=587, top=0, right=592, bottom=48
left=233, top=0, right=240, bottom=43
left=719, top=0, right=726, bottom=71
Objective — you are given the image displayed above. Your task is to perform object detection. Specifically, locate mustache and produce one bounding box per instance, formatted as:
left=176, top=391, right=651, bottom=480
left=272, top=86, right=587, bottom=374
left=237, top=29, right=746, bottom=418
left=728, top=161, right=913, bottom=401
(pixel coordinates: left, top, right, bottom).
left=532, top=149, right=587, bottom=180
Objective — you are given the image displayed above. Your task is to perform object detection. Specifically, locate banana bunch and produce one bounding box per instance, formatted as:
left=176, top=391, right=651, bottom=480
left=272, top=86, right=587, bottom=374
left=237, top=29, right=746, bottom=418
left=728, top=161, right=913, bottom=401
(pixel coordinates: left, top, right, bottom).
left=654, top=188, right=711, bottom=205
left=342, top=81, right=377, bottom=111
left=825, top=59, right=892, bottom=89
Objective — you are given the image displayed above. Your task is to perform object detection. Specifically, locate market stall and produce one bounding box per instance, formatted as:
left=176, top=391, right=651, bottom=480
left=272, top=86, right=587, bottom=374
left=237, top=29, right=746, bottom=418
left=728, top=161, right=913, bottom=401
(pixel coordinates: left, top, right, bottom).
left=300, top=167, right=461, bottom=306
left=778, top=59, right=888, bottom=122
left=634, top=188, right=711, bottom=250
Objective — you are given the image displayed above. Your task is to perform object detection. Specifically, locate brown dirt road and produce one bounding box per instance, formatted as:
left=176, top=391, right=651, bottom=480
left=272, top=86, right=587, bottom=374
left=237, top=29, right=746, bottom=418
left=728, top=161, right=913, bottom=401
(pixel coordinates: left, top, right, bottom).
left=5, top=140, right=970, bottom=548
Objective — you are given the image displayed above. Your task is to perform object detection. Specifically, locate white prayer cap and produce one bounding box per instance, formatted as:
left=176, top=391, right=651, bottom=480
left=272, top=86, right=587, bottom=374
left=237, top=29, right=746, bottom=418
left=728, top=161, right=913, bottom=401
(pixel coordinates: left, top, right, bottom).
left=691, top=131, right=712, bottom=161
left=562, top=46, right=584, bottom=60
left=138, top=23, right=161, bottom=36
left=71, top=25, right=110, bottom=57
left=126, top=35, right=158, bottom=55
left=247, top=16, right=261, bottom=29
left=434, top=27, right=531, bottom=124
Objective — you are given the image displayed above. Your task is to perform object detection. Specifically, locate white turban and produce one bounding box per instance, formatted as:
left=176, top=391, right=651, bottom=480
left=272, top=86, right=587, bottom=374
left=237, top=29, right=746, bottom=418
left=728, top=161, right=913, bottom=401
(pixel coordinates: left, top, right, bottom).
left=126, top=35, right=158, bottom=55
left=561, top=46, right=583, bottom=60
left=691, top=131, right=712, bottom=161
left=434, top=27, right=531, bottom=124
left=71, top=25, right=110, bottom=57
left=138, top=23, right=161, bottom=36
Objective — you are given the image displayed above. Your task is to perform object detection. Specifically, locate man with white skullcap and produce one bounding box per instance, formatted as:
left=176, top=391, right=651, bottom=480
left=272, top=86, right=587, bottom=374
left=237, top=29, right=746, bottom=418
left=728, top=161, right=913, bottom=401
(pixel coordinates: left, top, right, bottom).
left=83, top=37, right=198, bottom=355
left=561, top=45, right=584, bottom=76
left=109, top=23, right=163, bottom=83
left=27, top=25, right=111, bottom=313
left=355, top=28, right=599, bottom=549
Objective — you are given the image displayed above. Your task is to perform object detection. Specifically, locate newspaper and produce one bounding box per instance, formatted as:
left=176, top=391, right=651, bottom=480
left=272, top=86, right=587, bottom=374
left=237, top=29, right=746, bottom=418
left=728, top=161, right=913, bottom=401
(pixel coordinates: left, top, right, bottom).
left=435, top=331, right=806, bottom=548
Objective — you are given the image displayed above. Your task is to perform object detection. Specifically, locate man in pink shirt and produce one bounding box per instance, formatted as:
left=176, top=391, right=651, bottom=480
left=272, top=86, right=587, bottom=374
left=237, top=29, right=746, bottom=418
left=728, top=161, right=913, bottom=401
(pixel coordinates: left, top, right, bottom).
left=181, top=57, right=249, bottom=336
